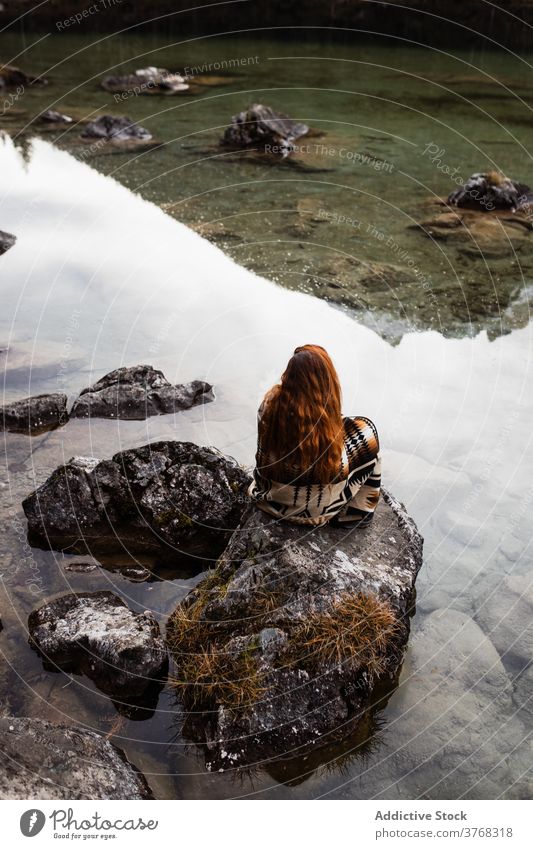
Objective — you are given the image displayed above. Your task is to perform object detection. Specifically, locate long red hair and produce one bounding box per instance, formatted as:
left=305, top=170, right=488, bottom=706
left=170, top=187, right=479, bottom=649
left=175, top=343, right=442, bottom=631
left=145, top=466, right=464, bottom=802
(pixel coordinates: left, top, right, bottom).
left=258, top=344, right=344, bottom=484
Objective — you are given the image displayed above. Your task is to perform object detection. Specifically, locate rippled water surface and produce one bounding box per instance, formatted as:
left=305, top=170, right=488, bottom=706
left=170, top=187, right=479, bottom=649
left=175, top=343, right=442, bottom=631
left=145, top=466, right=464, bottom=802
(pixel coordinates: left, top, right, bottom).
left=0, top=33, right=532, bottom=799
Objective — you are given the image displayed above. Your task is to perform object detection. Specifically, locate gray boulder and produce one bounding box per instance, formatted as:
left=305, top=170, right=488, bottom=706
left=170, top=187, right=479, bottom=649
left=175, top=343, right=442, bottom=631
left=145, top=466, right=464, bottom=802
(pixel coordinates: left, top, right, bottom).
left=0, top=230, right=16, bottom=255
left=22, top=441, right=251, bottom=561
left=28, top=591, right=167, bottom=700
left=222, top=103, right=309, bottom=157
left=70, top=364, right=213, bottom=420
left=80, top=114, right=152, bottom=141
left=1, top=392, right=68, bottom=434
left=0, top=716, right=151, bottom=799
left=167, top=489, right=423, bottom=770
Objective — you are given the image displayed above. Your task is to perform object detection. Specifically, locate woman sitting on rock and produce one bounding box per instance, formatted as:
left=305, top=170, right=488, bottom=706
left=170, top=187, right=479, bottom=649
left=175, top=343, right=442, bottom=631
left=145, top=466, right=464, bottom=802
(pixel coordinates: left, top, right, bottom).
left=250, top=344, right=381, bottom=526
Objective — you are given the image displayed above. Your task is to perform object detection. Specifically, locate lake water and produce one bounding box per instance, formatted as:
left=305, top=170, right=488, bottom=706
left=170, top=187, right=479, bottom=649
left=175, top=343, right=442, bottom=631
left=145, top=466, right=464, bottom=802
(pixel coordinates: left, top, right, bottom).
left=0, top=32, right=532, bottom=799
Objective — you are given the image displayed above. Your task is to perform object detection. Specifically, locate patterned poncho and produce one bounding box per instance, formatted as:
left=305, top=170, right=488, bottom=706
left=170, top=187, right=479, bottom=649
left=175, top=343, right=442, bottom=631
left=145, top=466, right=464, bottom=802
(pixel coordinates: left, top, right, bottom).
left=249, top=414, right=382, bottom=526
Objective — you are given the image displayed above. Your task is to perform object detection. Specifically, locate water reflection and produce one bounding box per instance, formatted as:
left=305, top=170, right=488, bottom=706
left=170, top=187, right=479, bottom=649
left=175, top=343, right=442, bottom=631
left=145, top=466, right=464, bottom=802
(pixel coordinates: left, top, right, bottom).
left=0, top=136, right=531, bottom=799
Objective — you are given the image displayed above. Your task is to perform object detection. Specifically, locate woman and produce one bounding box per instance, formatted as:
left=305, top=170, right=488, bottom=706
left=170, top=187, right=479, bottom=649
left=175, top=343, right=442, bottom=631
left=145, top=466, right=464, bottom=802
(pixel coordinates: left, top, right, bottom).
left=250, top=344, right=381, bottom=526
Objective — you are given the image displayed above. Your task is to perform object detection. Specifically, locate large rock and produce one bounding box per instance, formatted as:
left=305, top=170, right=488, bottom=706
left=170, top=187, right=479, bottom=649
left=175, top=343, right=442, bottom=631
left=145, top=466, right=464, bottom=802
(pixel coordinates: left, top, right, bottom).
left=28, top=591, right=167, bottom=700
left=221, top=103, right=310, bottom=157
left=0, top=230, right=16, bottom=255
left=1, top=392, right=68, bottom=434
left=23, top=441, right=251, bottom=561
left=167, top=489, right=423, bottom=770
left=80, top=114, right=152, bottom=142
left=101, top=66, right=189, bottom=94
left=70, top=364, right=213, bottom=420
left=0, top=716, right=151, bottom=799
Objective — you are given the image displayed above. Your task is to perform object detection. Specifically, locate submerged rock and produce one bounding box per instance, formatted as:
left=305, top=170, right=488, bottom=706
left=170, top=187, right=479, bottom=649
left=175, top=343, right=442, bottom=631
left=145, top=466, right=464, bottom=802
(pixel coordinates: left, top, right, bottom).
left=0, top=716, right=151, bottom=799
left=473, top=574, right=533, bottom=668
left=37, top=109, right=73, bottom=124
left=447, top=171, right=532, bottom=212
left=0, top=230, right=16, bottom=255
left=167, top=489, right=423, bottom=769
left=101, top=66, right=189, bottom=94
left=221, top=103, right=309, bottom=157
left=80, top=114, right=152, bottom=142
left=28, top=591, right=168, bottom=700
left=23, top=441, right=251, bottom=561
left=413, top=199, right=533, bottom=258
left=70, top=364, right=213, bottom=420
left=0, top=64, right=46, bottom=89
left=1, top=392, right=68, bottom=434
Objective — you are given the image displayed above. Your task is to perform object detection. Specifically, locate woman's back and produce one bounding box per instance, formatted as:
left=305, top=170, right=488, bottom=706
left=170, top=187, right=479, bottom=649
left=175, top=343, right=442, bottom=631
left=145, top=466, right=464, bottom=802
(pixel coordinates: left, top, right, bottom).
left=250, top=345, right=381, bottom=526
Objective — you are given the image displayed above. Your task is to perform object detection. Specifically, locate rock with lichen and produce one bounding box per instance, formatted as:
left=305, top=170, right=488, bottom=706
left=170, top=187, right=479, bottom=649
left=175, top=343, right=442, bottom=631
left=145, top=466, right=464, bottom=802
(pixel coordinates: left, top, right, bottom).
left=70, top=364, right=214, bottom=420
left=80, top=114, right=152, bottom=142
left=28, top=591, right=168, bottom=700
left=22, top=441, right=251, bottom=561
left=1, top=392, right=68, bottom=434
left=447, top=171, right=532, bottom=212
left=0, top=716, right=152, bottom=799
left=167, top=489, right=423, bottom=770
left=221, top=103, right=310, bottom=157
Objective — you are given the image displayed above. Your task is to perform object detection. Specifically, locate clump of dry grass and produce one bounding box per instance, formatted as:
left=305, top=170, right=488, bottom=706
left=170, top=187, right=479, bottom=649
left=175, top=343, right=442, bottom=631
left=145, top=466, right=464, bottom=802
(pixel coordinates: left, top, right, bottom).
left=292, top=592, right=402, bottom=682
left=174, top=644, right=265, bottom=710
left=167, top=569, right=402, bottom=714
left=167, top=575, right=267, bottom=713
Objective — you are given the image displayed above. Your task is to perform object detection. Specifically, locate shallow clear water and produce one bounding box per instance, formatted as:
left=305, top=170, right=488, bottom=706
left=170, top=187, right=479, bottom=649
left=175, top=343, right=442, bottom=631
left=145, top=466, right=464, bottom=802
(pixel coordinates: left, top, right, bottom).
left=0, top=33, right=532, bottom=799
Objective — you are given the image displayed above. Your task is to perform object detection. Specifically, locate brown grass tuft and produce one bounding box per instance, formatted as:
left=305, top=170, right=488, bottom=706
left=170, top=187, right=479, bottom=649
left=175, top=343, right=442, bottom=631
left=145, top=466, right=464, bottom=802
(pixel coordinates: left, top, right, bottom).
left=292, top=592, right=402, bottom=682
left=173, top=643, right=265, bottom=711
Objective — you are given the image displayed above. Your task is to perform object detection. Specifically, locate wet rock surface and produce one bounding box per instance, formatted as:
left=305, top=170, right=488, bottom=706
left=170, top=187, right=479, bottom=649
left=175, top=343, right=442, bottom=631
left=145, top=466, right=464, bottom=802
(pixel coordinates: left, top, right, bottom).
left=70, top=364, right=214, bottom=420
left=23, top=441, right=251, bottom=561
left=414, top=200, right=533, bottom=257
left=101, top=66, right=189, bottom=94
left=28, top=590, right=168, bottom=699
left=1, top=393, right=68, bottom=434
left=0, top=63, right=45, bottom=89
left=221, top=103, right=310, bottom=157
left=0, top=716, right=152, bottom=799
left=167, top=489, right=423, bottom=769
left=0, top=230, right=16, bottom=255
left=37, top=109, right=73, bottom=124
left=80, top=114, right=152, bottom=141
left=448, top=171, right=532, bottom=212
